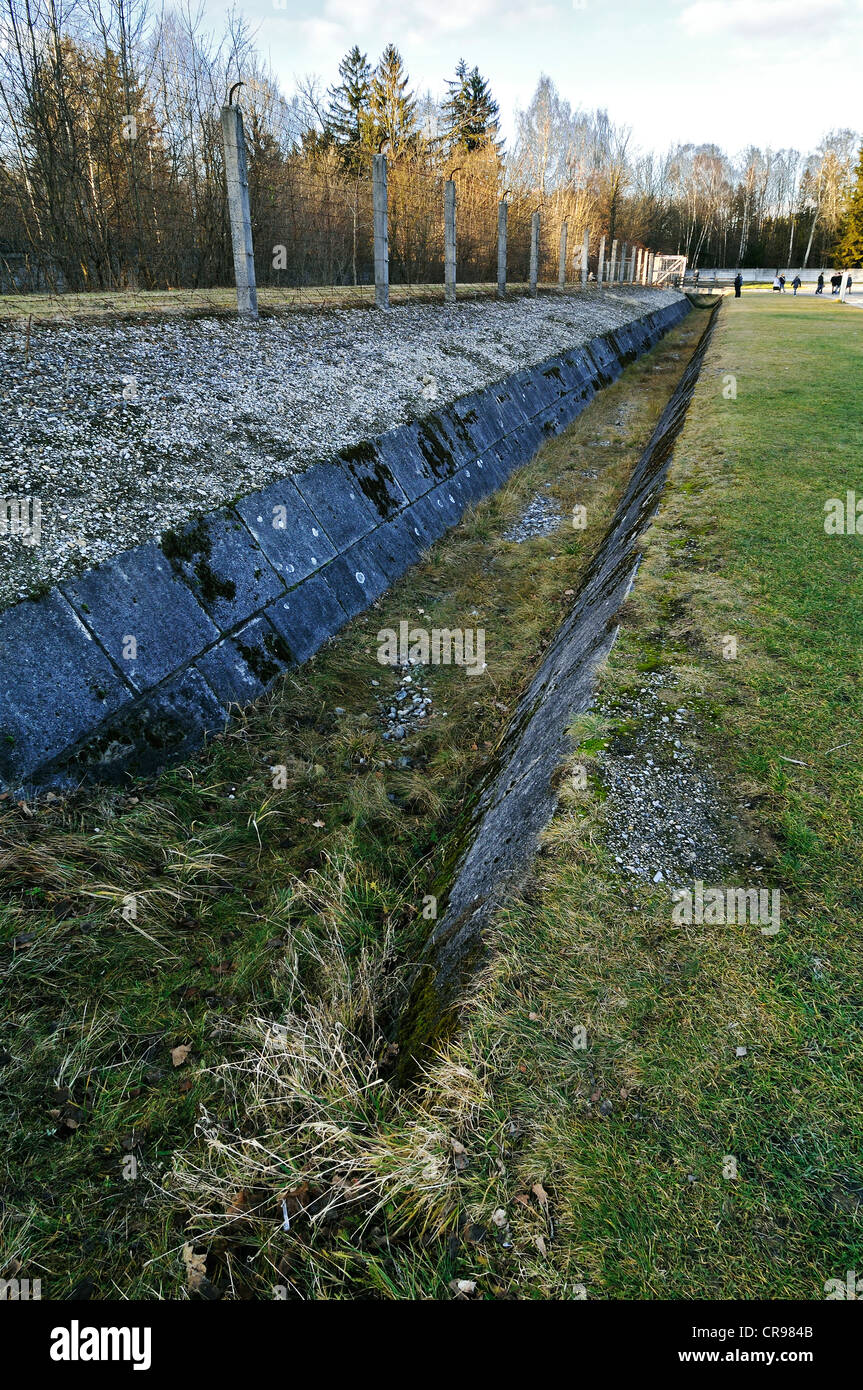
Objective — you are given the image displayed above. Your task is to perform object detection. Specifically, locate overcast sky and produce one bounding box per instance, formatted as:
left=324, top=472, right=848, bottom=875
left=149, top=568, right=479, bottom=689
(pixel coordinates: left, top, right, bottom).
left=203, top=0, right=861, bottom=156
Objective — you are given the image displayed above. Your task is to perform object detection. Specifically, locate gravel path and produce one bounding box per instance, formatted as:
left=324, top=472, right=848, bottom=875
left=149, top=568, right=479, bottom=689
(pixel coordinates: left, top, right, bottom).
left=0, top=287, right=681, bottom=610
left=503, top=489, right=563, bottom=542
left=599, top=671, right=731, bottom=887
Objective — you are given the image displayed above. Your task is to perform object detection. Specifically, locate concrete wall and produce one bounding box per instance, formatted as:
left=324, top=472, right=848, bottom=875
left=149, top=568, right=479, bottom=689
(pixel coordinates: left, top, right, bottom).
left=0, top=297, right=690, bottom=795
left=693, top=267, right=845, bottom=283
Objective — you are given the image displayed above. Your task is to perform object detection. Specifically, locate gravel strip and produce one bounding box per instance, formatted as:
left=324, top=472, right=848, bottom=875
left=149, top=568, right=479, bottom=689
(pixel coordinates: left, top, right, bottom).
left=0, top=288, right=681, bottom=611
left=503, top=489, right=563, bottom=542
left=598, top=671, right=731, bottom=887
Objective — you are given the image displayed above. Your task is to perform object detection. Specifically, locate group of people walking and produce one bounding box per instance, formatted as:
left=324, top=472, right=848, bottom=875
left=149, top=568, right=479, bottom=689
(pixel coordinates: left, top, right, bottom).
left=771, top=273, right=804, bottom=293
left=758, top=271, right=853, bottom=297
left=815, top=272, right=853, bottom=296
left=727, top=270, right=853, bottom=300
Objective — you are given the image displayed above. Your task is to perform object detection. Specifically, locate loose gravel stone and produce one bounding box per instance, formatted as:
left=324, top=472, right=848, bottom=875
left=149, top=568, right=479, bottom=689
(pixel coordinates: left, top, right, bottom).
left=379, top=660, right=434, bottom=741
left=0, top=288, right=681, bottom=611
left=503, top=492, right=563, bottom=542
left=598, top=670, right=731, bottom=887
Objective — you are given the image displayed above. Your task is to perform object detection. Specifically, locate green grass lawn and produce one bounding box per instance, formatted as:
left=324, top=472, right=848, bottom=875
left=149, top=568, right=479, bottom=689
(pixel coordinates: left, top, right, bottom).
left=439, top=293, right=863, bottom=1299
left=2, top=296, right=859, bottom=1301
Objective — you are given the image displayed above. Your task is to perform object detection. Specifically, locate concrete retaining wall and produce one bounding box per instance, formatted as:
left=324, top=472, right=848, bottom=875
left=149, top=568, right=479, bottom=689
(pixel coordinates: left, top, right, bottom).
left=0, top=296, right=690, bottom=795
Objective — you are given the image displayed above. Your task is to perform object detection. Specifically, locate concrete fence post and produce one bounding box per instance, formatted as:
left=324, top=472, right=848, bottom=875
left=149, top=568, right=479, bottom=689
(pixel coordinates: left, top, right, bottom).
left=373, top=153, right=389, bottom=311
left=635, top=247, right=642, bottom=283
left=581, top=228, right=589, bottom=287
left=597, top=234, right=606, bottom=287
left=558, top=219, right=568, bottom=287
left=609, top=238, right=618, bottom=285
left=220, top=102, right=258, bottom=321
left=648, top=251, right=656, bottom=286
left=444, top=178, right=456, bottom=304
left=629, top=247, right=636, bottom=282
left=529, top=210, right=540, bottom=297
left=497, top=198, right=508, bottom=299
left=619, top=242, right=628, bottom=285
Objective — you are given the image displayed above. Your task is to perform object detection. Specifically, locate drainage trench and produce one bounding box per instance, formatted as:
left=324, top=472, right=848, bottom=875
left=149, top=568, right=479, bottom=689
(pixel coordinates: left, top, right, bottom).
left=398, top=301, right=720, bottom=1070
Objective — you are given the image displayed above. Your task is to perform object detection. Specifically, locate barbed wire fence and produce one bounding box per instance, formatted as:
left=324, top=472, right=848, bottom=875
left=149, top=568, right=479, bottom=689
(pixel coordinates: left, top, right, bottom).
left=0, top=97, right=664, bottom=325
left=233, top=89, right=664, bottom=319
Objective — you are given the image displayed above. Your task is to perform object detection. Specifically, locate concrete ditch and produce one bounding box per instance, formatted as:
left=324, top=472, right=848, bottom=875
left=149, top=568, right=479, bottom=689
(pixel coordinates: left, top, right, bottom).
left=398, top=298, right=719, bottom=1068
left=0, top=295, right=691, bottom=795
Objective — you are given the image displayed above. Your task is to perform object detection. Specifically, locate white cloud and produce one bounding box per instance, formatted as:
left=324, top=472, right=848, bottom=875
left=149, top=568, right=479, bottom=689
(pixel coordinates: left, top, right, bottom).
left=679, top=0, right=851, bottom=39
left=294, top=0, right=522, bottom=45
left=292, top=17, right=348, bottom=49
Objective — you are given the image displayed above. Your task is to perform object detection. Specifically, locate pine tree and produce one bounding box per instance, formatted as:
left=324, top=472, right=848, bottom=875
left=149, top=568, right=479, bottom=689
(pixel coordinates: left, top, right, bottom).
left=442, top=60, right=501, bottom=154
left=370, top=44, right=416, bottom=154
left=836, top=146, right=863, bottom=265
left=325, top=47, right=374, bottom=167
left=441, top=58, right=470, bottom=147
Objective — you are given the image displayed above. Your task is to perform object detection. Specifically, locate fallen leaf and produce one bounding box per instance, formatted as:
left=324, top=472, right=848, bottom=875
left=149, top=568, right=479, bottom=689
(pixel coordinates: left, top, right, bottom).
left=182, top=1243, right=207, bottom=1292
left=451, top=1138, right=468, bottom=1171
left=449, top=1278, right=477, bottom=1297
left=531, top=1182, right=549, bottom=1207
left=171, top=1044, right=192, bottom=1068
left=278, top=1182, right=313, bottom=1217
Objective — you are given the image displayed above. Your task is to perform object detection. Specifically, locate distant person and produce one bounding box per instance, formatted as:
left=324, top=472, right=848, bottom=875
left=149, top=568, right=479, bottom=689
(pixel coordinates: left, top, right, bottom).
left=816, top=273, right=824, bottom=295
left=830, top=273, right=842, bottom=295
left=779, top=274, right=786, bottom=292
left=734, top=271, right=743, bottom=298
left=792, top=275, right=801, bottom=295
left=845, top=272, right=853, bottom=295
left=772, top=274, right=781, bottom=292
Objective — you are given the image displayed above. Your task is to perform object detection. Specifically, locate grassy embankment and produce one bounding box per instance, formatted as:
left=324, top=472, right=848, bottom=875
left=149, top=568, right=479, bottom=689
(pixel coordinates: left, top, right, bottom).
left=0, top=308, right=707, bottom=1299
left=5, top=296, right=859, bottom=1300
left=439, top=293, right=863, bottom=1299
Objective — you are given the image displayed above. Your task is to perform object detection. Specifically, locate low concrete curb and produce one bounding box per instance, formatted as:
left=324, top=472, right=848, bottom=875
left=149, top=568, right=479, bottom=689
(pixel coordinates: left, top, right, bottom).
left=0, top=297, right=690, bottom=794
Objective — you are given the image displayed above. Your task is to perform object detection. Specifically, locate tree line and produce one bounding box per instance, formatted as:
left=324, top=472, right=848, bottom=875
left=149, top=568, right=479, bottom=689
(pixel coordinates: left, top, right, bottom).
left=0, top=0, right=860, bottom=294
